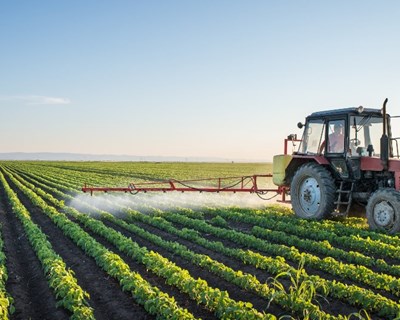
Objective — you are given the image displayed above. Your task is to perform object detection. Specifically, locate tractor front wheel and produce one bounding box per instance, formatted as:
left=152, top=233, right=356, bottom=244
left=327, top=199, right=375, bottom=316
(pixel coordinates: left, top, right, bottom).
left=366, top=189, right=400, bottom=234
left=290, top=163, right=336, bottom=220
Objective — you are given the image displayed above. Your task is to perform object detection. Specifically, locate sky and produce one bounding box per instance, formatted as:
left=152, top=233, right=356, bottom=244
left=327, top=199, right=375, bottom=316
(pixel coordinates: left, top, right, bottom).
left=1, top=1, right=400, bottom=161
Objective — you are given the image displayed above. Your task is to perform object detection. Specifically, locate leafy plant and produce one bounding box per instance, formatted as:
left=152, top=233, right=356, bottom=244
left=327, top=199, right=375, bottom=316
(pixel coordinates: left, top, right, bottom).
left=267, top=256, right=328, bottom=310
left=210, top=215, right=228, bottom=228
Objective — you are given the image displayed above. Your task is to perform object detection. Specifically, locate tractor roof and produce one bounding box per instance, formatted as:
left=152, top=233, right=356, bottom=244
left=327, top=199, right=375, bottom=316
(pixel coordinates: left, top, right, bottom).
left=309, top=107, right=384, bottom=119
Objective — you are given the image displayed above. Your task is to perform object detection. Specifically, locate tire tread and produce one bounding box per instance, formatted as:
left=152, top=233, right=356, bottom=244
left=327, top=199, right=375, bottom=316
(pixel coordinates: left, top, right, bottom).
left=291, top=162, right=336, bottom=219
left=366, top=188, right=400, bottom=234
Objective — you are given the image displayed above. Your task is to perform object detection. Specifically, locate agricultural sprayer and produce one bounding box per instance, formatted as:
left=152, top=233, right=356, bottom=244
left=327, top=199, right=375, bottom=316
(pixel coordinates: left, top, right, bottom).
left=83, top=99, right=400, bottom=233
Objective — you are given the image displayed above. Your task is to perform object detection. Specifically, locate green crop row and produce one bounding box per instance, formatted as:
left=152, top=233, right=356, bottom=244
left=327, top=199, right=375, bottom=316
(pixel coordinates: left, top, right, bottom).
left=160, top=211, right=400, bottom=297
left=8, top=168, right=75, bottom=202
left=122, top=208, right=400, bottom=319
left=64, top=205, right=274, bottom=320
left=2, top=168, right=196, bottom=320
left=0, top=168, right=94, bottom=320
left=48, top=179, right=334, bottom=320
left=219, top=207, right=400, bottom=252
left=100, top=209, right=342, bottom=320
left=5, top=163, right=399, bottom=319
left=20, top=166, right=397, bottom=318
left=0, top=226, right=14, bottom=320
left=7, top=165, right=343, bottom=319
left=251, top=226, right=400, bottom=277
left=261, top=207, right=400, bottom=247
left=13, top=168, right=79, bottom=195
left=5, top=168, right=275, bottom=320
left=198, top=207, right=400, bottom=278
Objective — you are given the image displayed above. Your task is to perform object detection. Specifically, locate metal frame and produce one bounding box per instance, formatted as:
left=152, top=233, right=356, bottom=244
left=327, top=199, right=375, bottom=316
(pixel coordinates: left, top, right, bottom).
left=82, top=174, right=276, bottom=196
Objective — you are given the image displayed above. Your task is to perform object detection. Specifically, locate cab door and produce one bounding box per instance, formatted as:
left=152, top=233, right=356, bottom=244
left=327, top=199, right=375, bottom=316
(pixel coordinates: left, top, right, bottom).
left=324, top=119, right=350, bottom=178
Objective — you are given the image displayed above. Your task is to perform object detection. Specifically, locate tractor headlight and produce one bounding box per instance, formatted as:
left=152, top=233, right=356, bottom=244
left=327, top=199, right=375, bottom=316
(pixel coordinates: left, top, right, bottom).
left=388, top=178, right=395, bottom=188
left=357, top=106, right=364, bottom=114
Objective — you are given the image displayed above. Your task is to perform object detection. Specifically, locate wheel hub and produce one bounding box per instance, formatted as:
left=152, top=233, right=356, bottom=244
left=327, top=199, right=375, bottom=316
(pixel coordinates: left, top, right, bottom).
left=374, top=201, right=394, bottom=228
left=299, top=177, right=320, bottom=216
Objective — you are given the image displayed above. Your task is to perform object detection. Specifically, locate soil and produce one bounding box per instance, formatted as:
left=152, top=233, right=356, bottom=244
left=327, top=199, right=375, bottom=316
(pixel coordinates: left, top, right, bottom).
left=98, top=218, right=285, bottom=317
left=0, top=183, right=70, bottom=320
left=1, top=173, right=154, bottom=320
left=222, top=216, right=400, bottom=303
left=163, top=212, right=387, bottom=318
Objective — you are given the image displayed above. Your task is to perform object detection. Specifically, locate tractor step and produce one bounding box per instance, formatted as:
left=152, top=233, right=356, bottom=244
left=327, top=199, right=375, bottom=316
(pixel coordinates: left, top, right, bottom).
left=334, top=181, right=354, bottom=216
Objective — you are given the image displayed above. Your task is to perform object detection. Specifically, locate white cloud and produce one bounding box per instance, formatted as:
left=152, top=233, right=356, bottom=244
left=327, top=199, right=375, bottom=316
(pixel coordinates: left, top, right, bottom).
left=0, top=95, right=71, bottom=106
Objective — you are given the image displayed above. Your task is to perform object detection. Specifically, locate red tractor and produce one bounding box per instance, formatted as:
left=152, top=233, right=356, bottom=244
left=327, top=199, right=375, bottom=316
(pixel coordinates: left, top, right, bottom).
left=277, top=99, right=400, bottom=233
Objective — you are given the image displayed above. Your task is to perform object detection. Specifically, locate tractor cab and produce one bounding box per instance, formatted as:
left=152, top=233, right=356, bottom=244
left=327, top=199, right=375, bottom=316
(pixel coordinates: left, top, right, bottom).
left=298, top=107, right=391, bottom=158
left=296, top=107, right=391, bottom=180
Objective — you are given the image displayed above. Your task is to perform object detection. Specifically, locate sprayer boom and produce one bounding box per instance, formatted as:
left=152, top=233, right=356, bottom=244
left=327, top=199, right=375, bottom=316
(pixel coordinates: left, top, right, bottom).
left=82, top=174, right=282, bottom=198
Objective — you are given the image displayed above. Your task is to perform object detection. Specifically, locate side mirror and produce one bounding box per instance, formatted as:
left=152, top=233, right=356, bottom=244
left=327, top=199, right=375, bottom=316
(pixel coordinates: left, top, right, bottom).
left=297, top=122, right=304, bottom=129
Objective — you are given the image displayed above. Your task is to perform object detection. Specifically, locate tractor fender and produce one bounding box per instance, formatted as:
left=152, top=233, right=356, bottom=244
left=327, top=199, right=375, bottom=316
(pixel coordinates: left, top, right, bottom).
left=284, top=155, right=330, bottom=185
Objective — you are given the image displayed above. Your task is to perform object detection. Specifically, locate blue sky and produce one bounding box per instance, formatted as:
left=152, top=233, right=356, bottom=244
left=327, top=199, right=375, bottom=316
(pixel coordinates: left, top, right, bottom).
left=1, top=1, right=400, bottom=161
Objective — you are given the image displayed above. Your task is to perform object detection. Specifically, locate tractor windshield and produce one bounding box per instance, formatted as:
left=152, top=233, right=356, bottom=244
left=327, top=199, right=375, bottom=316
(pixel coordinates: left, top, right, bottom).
left=350, top=115, right=385, bottom=157
left=298, top=119, right=325, bottom=154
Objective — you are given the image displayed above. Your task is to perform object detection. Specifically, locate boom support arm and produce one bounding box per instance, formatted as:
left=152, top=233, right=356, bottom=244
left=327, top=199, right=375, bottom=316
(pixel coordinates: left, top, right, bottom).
left=82, top=174, right=277, bottom=196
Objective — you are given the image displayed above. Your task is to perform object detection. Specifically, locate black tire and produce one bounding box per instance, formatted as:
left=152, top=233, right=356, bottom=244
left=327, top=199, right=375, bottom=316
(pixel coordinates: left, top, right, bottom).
left=290, top=163, right=336, bottom=220
left=366, top=189, right=400, bottom=234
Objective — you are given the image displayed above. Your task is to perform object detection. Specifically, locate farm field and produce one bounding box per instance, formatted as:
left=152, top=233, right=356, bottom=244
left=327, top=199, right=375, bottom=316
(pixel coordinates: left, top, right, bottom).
left=0, top=161, right=400, bottom=319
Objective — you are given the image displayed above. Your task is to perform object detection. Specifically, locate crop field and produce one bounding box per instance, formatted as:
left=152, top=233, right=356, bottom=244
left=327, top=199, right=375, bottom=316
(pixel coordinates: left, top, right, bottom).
left=1, top=161, right=400, bottom=319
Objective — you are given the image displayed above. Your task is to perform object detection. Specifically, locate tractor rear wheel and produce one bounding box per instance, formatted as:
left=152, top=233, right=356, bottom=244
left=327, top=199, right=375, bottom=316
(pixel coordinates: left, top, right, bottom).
left=366, top=189, right=400, bottom=234
left=290, top=163, right=336, bottom=220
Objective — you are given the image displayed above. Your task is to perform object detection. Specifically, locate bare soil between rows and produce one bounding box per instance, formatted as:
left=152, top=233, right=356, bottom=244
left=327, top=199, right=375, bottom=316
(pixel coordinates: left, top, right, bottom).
left=2, top=171, right=154, bottom=320
left=98, top=217, right=285, bottom=317
left=0, top=182, right=70, bottom=320
left=154, top=211, right=388, bottom=318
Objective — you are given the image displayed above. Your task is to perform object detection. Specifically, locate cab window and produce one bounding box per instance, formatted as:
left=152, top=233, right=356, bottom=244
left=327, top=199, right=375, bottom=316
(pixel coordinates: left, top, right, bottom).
left=327, top=120, right=345, bottom=153
left=350, top=116, right=385, bottom=156
left=298, top=120, right=325, bottom=154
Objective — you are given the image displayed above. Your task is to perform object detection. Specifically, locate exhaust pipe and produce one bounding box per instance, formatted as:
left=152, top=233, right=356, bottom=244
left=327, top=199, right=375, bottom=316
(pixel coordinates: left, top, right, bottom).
left=381, top=98, right=389, bottom=170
